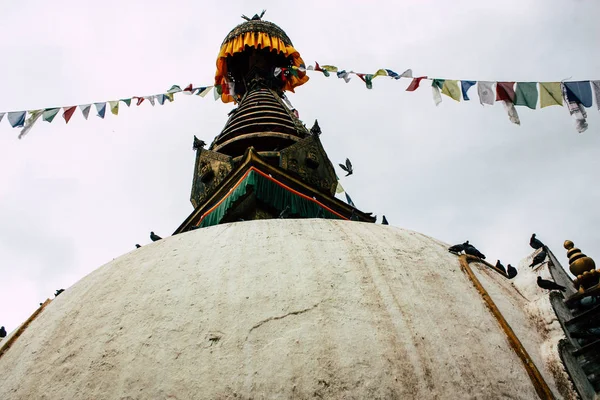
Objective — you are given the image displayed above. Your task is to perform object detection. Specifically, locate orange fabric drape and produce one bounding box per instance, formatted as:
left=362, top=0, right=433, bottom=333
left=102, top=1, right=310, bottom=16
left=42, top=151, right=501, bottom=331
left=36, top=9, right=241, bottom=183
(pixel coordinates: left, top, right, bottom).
left=214, top=32, right=309, bottom=103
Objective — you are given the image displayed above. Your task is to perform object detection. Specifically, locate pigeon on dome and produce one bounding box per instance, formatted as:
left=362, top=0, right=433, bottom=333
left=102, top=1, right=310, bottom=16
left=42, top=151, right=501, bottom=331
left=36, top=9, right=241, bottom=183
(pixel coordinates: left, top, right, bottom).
left=507, top=264, right=518, bottom=279
left=495, top=260, right=506, bottom=274
left=529, top=250, right=547, bottom=268
left=0, top=326, right=6, bottom=338
left=54, top=289, right=64, bottom=297
left=382, top=215, right=389, bottom=225
left=530, top=233, right=545, bottom=250
left=135, top=244, right=141, bottom=248
left=150, top=232, right=162, bottom=242
left=448, top=241, right=468, bottom=255
left=537, top=276, right=566, bottom=292
left=464, top=243, right=486, bottom=259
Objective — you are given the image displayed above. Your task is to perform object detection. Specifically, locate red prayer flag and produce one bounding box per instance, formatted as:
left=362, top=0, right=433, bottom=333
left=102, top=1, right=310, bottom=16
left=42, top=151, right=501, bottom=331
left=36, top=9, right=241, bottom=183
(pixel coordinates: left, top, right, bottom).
left=183, top=83, right=193, bottom=93
left=62, top=106, right=76, bottom=123
left=496, top=82, right=516, bottom=102
left=134, top=97, right=145, bottom=106
left=406, top=76, right=428, bottom=92
left=314, top=61, right=322, bottom=72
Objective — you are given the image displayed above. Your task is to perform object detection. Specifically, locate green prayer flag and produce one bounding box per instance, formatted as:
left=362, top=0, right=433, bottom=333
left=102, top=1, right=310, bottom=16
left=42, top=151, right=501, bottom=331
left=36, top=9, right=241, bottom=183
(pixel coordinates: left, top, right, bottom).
left=539, top=82, right=563, bottom=108
left=121, top=98, right=131, bottom=107
left=432, top=79, right=445, bottom=90
left=514, top=82, right=538, bottom=109
left=42, top=108, right=60, bottom=123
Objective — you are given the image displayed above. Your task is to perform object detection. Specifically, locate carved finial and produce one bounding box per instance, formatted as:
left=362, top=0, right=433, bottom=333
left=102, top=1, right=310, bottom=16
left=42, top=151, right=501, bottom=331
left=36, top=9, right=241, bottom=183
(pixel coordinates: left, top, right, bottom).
left=241, top=10, right=266, bottom=21
left=193, top=136, right=206, bottom=151
left=310, top=120, right=321, bottom=136
left=564, top=240, right=599, bottom=292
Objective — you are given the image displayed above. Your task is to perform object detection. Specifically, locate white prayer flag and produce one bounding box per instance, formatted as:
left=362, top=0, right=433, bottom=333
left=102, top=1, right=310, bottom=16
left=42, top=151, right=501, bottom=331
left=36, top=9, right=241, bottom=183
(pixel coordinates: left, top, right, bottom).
left=478, top=81, right=495, bottom=105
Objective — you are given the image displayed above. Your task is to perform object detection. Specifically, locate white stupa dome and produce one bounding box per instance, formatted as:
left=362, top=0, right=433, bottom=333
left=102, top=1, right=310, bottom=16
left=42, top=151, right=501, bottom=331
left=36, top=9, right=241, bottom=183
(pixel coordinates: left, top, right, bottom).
left=0, top=220, right=574, bottom=399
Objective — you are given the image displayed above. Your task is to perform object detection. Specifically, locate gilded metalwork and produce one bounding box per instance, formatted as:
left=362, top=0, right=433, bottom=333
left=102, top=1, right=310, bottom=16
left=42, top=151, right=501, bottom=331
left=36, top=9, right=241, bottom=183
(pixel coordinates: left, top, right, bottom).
left=221, top=19, right=293, bottom=47
left=564, top=240, right=599, bottom=292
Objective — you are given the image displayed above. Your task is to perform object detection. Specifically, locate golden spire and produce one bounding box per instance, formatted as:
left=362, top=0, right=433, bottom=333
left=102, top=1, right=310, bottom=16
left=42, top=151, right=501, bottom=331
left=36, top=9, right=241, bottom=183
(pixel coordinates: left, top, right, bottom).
left=564, top=240, right=599, bottom=292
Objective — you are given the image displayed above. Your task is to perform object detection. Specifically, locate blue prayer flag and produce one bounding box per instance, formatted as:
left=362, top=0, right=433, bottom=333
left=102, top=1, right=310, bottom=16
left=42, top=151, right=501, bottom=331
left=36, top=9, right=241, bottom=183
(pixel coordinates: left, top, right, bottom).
left=461, top=81, right=476, bottom=101
left=385, top=69, right=400, bottom=79
left=7, top=111, right=26, bottom=128
left=564, top=81, right=593, bottom=108
left=94, top=102, right=106, bottom=119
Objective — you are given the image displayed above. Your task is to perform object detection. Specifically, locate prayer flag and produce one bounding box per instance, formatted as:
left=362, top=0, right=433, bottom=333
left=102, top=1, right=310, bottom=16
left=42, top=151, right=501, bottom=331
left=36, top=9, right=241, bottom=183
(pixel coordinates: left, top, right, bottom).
left=121, top=98, right=131, bottom=107
left=0, top=112, right=4, bottom=123
left=336, top=70, right=351, bottom=83
left=562, top=83, right=588, bottom=133
left=336, top=181, right=344, bottom=194
left=214, top=85, right=222, bottom=100
left=502, top=101, right=520, bottom=125
left=183, top=84, right=193, bottom=94
left=461, top=80, right=476, bottom=101
left=406, top=76, right=427, bottom=91
left=62, top=106, right=77, bottom=123
left=345, top=192, right=355, bottom=207
left=167, top=85, right=182, bottom=93
left=145, top=96, right=156, bottom=106
left=157, top=94, right=166, bottom=105
left=441, top=80, right=461, bottom=101
left=564, top=81, right=593, bottom=108
left=400, top=69, right=413, bottom=78
left=432, top=84, right=442, bottom=106
left=194, top=86, right=212, bottom=97
left=514, top=82, right=538, bottom=109
left=385, top=69, right=400, bottom=79
left=135, top=97, right=144, bottom=106
left=592, top=81, right=600, bottom=111
left=42, top=108, right=60, bottom=123
left=8, top=111, right=26, bottom=128
left=94, top=102, right=106, bottom=119
left=108, top=100, right=119, bottom=115
left=166, top=92, right=175, bottom=102
left=79, top=104, right=91, bottom=120
left=321, top=65, right=338, bottom=72
left=19, top=110, right=43, bottom=139
left=496, top=82, right=515, bottom=102
left=372, top=69, right=387, bottom=78
left=314, top=62, right=330, bottom=77
left=432, top=79, right=445, bottom=89
left=539, top=82, right=562, bottom=108
left=477, top=81, right=495, bottom=105
left=357, top=73, right=373, bottom=89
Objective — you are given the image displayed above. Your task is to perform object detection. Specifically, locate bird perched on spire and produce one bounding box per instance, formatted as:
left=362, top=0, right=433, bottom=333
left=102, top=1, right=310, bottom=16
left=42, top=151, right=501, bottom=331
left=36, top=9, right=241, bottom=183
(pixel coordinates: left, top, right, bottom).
left=382, top=215, right=389, bottom=225
left=507, top=264, right=518, bottom=279
left=193, top=136, right=206, bottom=151
left=537, top=276, right=566, bottom=292
left=530, top=233, right=545, bottom=250
left=529, top=250, right=547, bottom=268
left=241, top=10, right=266, bottom=21
left=339, top=158, right=353, bottom=177
left=150, top=231, right=162, bottom=242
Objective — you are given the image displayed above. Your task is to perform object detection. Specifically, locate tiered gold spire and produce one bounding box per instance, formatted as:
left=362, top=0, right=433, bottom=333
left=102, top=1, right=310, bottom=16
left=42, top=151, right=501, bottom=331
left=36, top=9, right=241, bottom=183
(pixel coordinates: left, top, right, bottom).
left=564, top=240, right=599, bottom=292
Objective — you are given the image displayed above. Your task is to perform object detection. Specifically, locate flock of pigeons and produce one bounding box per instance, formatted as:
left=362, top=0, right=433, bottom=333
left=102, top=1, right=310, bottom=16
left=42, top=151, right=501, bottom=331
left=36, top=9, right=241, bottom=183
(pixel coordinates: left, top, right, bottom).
left=448, top=233, right=567, bottom=292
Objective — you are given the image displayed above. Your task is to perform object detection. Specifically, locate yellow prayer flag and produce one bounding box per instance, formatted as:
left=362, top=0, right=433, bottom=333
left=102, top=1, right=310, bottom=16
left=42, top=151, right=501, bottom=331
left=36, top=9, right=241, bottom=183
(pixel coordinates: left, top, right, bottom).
left=441, top=80, right=461, bottom=101
left=336, top=181, right=344, bottom=194
left=108, top=100, right=119, bottom=116
left=321, top=65, right=338, bottom=72
left=539, top=82, right=563, bottom=108
left=372, top=69, right=388, bottom=79
left=165, top=93, right=175, bottom=102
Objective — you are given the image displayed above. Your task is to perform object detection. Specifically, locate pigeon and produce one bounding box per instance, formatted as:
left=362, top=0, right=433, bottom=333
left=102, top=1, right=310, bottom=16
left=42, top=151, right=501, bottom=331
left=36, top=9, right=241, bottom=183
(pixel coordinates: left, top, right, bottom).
left=54, top=289, right=64, bottom=297
left=530, top=233, right=545, bottom=250
left=135, top=244, right=141, bottom=248
left=448, top=241, right=468, bottom=254
left=495, top=260, right=506, bottom=273
left=279, top=205, right=290, bottom=219
left=382, top=215, right=389, bottom=225
left=0, top=326, right=6, bottom=338
left=537, top=276, right=566, bottom=292
left=529, top=250, right=547, bottom=268
left=464, top=243, right=486, bottom=259
left=150, top=231, right=162, bottom=242
left=193, top=136, right=206, bottom=151
left=338, top=158, right=353, bottom=177
left=507, top=264, right=518, bottom=279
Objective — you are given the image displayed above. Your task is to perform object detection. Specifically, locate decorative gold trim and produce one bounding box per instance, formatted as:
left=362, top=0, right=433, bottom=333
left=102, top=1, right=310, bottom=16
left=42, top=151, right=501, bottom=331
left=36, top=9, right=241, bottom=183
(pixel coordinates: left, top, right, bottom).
left=0, top=298, right=52, bottom=360
left=459, top=255, right=555, bottom=400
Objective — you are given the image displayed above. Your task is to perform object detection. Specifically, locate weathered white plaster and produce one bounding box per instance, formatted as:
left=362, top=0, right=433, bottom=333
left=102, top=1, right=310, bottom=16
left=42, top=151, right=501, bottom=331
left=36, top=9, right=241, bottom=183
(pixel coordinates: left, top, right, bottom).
left=0, top=220, right=573, bottom=399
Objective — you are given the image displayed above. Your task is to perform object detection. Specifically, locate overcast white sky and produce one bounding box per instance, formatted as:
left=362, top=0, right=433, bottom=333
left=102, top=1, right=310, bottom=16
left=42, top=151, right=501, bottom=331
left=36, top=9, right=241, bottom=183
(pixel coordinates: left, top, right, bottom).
left=0, top=0, right=599, bottom=332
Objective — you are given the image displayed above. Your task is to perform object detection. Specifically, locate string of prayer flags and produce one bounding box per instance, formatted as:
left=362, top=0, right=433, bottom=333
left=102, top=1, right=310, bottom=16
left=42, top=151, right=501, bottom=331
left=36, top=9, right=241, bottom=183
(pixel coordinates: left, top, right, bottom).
left=461, top=81, right=476, bottom=101
left=515, top=82, right=538, bottom=110
left=312, top=62, right=330, bottom=77
left=539, top=82, right=563, bottom=108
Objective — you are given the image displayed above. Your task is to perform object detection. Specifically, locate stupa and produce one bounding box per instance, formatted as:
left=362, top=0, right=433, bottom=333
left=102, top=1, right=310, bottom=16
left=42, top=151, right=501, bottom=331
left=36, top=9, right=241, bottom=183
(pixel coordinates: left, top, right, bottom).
left=0, top=13, right=589, bottom=400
